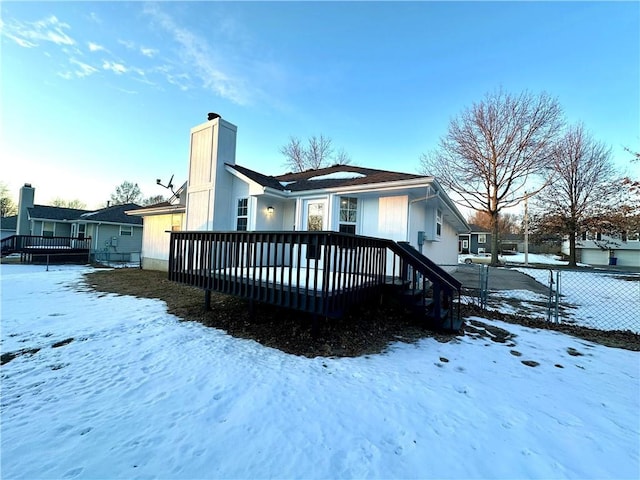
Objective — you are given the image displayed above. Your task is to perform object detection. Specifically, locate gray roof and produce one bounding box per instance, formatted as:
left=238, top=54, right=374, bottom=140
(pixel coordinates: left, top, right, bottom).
left=28, top=205, right=90, bottom=221
left=227, top=164, right=428, bottom=192
left=467, top=224, right=491, bottom=233
left=28, top=204, right=142, bottom=225
left=1, top=215, right=18, bottom=231
left=80, top=204, right=143, bottom=225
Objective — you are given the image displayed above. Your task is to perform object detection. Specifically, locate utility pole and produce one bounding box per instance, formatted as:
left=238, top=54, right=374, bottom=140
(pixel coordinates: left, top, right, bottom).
left=524, top=191, right=529, bottom=266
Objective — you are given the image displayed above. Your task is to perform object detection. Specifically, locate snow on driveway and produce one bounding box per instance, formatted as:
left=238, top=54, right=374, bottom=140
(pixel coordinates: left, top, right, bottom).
left=1, top=264, right=639, bottom=479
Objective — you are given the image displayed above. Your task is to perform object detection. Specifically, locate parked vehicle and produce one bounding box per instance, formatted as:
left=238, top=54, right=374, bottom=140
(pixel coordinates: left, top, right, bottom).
left=462, top=253, right=504, bottom=265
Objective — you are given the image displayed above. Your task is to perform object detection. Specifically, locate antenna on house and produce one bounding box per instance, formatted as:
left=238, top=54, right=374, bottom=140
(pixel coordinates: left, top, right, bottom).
left=207, top=112, right=220, bottom=121
left=156, top=174, right=179, bottom=199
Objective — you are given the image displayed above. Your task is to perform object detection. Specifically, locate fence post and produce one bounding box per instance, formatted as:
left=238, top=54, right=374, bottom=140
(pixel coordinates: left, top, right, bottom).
left=479, top=265, right=489, bottom=310
left=554, top=270, right=561, bottom=324
left=547, top=269, right=554, bottom=323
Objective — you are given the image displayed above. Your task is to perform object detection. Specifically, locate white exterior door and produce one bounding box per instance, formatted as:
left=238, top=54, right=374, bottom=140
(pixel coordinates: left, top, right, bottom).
left=302, top=199, right=328, bottom=231
left=301, top=199, right=327, bottom=263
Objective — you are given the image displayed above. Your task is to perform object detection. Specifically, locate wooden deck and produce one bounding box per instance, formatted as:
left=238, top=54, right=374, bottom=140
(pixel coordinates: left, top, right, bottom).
left=1, top=235, right=91, bottom=264
left=169, top=231, right=463, bottom=331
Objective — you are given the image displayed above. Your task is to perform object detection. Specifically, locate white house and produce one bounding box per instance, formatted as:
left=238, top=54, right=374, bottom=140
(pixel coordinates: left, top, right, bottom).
left=563, top=232, right=640, bottom=267
left=126, top=183, right=186, bottom=271
left=131, top=115, right=468, bottom=271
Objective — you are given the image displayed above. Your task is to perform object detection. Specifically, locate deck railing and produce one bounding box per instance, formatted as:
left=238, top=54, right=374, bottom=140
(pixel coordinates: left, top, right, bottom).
left=1, top=235, right=92, bottom=254
left=169, top=231, right=389, bottom=316
left=169, top=231, right=462, bottom=329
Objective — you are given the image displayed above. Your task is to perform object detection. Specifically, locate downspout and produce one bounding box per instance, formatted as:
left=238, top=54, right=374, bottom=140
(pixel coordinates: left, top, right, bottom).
left=408, top=186, right=441, bottom=250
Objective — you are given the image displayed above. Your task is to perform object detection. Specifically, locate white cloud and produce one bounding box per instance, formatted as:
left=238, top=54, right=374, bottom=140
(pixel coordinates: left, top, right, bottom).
left=140, top=47, right=158, bottom=58
left=142, top=4, right=250, bottom=105
left=102, top=61, right=127, bottom=74
left=117, top=39, right=136, bottom=50
left=88, top=42, right=106, bottom=52
left=70, top=58, right=99, bottom=77
left=88, top=12, right=101, bottom=24
left=0, top=15, right=75, bottom=48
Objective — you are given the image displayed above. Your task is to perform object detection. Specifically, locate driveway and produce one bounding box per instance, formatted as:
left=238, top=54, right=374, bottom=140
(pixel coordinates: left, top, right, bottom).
left=451, top=264, right=550, bottom=295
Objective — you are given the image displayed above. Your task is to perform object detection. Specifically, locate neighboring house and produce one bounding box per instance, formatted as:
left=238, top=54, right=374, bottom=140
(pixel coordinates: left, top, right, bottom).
left=12, top=184, right=143, bottom=261
left=1, top=215, right=17, bottom=240
left=562, top=232, right=640, bottom=267
left=134, top=116, right=469, bottom=271
left=126, top=184, right=186, bottom=271
left=458, top=224, right=491, bottom=254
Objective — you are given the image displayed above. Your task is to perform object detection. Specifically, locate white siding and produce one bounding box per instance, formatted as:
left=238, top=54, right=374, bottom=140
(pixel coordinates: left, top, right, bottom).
left=377, top=196, right=408, bottom=242
left=581, top=249, right=609, bottom=266
left=616, top=250, right=640, bottom=267
left=140, top=214, right=184, bottom=271
left=422, top=221, right=459, bottom=265
left=185, top=118, right=237, bottom=231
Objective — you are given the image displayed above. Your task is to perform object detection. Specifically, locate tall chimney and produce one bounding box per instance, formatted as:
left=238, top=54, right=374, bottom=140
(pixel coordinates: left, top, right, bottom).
left=16, top=183, right=35, bottom=236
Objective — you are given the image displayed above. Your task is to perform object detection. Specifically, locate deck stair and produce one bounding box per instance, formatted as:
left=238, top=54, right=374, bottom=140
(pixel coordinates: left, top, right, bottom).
left=387, top=241, right=462, bottom=331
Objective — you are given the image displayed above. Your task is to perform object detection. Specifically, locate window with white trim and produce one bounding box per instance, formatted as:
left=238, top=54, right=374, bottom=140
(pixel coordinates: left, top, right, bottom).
left=120, top=225, right=133, bottom=236
left=339, top=197, right=357, bottom=235
left=236, top=198, right=248, bottom=231
left=42, top=222, right=54, bottom=237
left=436, top=209, right=442, bottom=237
left=478, top=234, right=487, bottom=244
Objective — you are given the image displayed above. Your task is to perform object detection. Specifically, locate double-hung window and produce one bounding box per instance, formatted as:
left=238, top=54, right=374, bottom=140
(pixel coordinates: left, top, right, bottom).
left=436, top=209, right=442, bottom=237
left=339, top=197, right=357, bottom=235
left=42, top=222, right=55, bottom=237
left=120, top=225, right=133, bottom=236
left=236, top=198, right=248, bottom=231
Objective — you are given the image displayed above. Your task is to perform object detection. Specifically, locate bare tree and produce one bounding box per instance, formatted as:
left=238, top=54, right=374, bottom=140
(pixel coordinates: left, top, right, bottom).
left=50, top=198, right=87, bottom=209
left=468, top=210, right=520, bottom=235
left=110, top=181, right=142, bottom=205
left=142, top=194, right=166, bottom=206
left=280, top=134, right=351, bottom=172
left=280, top=136, right=306, bottom=172
left=0, top=183, right=17, bottom=217
left=305, top=135, right=333, bottom=170
left=334, top=148, right=353, bottom=166
left=531, top=124, right=618, bottom=266
left=420, top=89, right=564, bottom=265
left=624, top=146, right=639, bottom=163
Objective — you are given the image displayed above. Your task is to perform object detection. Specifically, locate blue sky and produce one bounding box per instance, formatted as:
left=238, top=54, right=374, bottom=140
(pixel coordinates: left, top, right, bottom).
left=2, top=1, right=638, bottom=209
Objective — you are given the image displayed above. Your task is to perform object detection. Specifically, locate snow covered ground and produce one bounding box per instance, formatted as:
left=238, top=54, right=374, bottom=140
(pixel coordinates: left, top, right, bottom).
left=1, top=264, right=639, bottom=479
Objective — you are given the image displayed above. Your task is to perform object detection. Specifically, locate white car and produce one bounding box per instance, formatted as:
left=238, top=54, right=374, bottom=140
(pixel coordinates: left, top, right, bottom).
left=462, top=253, right=504, bottom=265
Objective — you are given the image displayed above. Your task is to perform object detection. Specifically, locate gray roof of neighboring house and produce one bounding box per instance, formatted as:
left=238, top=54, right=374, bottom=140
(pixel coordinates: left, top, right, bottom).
left=1, top=215, right=18, bottom=231
left=80, top=204, right=143, bottom=225
left=467, top=224, right=491, bottom=233
left=227, top=164, right=428, bottom=192
left=28, top=204, right=142, bottom=225
left=28, top=205, right=91, bottom=221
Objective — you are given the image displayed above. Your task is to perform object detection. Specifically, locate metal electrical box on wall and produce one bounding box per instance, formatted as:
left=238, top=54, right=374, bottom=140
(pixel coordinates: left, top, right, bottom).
left=111, top=237, right=118, bottom=247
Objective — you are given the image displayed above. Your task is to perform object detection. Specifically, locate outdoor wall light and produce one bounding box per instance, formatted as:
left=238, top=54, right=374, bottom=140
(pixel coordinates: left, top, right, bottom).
left=267, top=206, right=275, bottom=215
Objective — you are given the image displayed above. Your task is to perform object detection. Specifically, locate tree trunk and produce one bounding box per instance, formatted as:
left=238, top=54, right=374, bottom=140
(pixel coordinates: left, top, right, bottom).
left=491, top=211, right=500, bottom=266
left=568, top=233, right=577, bottom=267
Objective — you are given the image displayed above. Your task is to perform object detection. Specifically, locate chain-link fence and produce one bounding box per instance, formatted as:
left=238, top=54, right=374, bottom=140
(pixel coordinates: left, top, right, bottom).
left=92, top=251, right=141, bottom=268
left=452, top=264, right=640, bottom=333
